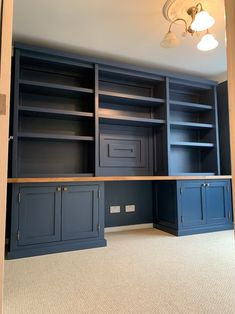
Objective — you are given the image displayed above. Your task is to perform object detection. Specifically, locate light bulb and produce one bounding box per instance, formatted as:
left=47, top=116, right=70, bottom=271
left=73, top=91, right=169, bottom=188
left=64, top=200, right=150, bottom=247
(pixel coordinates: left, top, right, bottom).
left=197, top=33, right=219, bottom=51
left=191, top=10, right=215, bottom=32
left=160, top=31, right=180, bottom=48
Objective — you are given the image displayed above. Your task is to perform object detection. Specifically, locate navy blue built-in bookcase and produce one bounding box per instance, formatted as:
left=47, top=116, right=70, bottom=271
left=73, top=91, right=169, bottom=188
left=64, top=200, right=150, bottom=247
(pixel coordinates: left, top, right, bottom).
left=10, top=43, right=220, bottom=178
left=7, top=43, right=228, bottom=259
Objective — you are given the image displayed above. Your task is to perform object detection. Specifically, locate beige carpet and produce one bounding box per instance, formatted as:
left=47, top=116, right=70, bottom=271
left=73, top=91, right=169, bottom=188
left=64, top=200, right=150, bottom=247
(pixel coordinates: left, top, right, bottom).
left=3, top=229, right=235, bottom=314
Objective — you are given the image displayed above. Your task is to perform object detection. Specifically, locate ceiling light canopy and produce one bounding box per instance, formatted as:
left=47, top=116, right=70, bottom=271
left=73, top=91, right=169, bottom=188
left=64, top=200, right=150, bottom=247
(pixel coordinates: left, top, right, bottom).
left=161, top=1, right=218, bottom=51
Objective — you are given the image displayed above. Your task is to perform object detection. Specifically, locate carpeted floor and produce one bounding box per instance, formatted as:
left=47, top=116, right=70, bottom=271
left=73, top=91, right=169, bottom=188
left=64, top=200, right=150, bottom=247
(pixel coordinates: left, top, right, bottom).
left=3, top=229, right=235, bottom=314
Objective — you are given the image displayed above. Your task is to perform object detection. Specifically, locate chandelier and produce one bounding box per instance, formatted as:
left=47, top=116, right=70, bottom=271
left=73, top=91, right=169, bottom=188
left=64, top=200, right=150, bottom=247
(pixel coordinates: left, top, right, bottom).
left=161, top=1, right=218, bottom=51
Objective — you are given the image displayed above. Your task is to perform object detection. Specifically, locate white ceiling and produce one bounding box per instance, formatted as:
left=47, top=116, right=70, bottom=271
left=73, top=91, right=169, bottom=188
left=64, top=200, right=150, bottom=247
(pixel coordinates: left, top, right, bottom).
left=13, top=0, right=227, bottom=81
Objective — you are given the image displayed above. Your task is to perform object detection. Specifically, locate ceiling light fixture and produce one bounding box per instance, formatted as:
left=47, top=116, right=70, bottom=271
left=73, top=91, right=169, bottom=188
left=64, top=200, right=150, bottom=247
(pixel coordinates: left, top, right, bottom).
left=161, top=1, right=218, bottom=51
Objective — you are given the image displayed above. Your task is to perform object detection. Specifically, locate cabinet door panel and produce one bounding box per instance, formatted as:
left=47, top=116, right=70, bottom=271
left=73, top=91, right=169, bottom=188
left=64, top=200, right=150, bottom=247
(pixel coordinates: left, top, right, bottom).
left=18, top=186, right=61, bottom=246
left=205, top=181, right=228, bottom=225
left=180, top=182, right=206, bottom=228
left=62, top=185, right=99, bottom=241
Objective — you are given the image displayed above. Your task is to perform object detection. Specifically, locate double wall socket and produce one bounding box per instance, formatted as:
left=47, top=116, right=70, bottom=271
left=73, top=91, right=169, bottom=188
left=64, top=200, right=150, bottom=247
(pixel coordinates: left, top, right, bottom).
left=110, top=205, right=136, bottom=213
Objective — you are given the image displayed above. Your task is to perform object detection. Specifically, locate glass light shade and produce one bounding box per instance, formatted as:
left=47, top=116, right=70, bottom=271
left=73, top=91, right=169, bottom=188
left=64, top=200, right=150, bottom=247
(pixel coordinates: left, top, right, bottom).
left=191, top=11, right=215, bottom=32
left=197, top=33, right=219, bottom=51
left=160, top=31, right=180, bottom=48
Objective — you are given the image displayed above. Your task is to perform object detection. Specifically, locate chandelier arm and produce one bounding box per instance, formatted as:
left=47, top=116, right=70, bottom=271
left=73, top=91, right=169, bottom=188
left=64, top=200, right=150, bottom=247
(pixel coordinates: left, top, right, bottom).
left=195, top=3, right=203, bottom=12
left=169, top=18, right=188, bottom=33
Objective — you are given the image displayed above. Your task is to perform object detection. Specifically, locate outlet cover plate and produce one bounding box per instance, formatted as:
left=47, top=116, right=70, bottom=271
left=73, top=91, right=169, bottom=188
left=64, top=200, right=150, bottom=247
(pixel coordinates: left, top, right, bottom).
left=110, top=206, right=121, bottom=214
left=125, top=205, right=135, bottom=212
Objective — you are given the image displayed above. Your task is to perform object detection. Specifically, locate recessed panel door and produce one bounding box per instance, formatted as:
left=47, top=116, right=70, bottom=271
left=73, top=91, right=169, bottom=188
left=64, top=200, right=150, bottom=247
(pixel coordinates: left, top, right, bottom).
left=18, top=186, right=61, bottom=246
left=62, top=185, right=99, bottom=241
left=205, top=181, right=229, bottom=225
left=179, top=181, right=206, bottom=228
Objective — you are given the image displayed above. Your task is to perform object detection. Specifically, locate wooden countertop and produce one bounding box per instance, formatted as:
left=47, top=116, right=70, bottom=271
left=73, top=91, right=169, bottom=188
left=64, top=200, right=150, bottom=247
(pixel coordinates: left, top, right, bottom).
left=7, top=175, right=232, bottom=183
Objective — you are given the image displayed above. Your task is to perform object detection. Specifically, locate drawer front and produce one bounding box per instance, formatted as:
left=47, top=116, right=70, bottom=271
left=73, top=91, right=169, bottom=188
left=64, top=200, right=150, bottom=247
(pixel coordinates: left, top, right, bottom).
left=99, top=124, right=153, bottom=174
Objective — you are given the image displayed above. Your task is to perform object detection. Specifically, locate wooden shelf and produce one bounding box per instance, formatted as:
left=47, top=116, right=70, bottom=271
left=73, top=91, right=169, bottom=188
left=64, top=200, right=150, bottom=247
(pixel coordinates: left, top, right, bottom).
left=170, top=121, right=213, bottom=129
left=7, top=175, right=232, bottom=183
left=170, top=100, right=212, bottom=112
left=171, top=142, right=214, bottom=148
left=19, top=106, right=94, bottom=119
left=99, top=114, right=165, bottom=126
left=19, top=79, right=94, bottom=95
left=18, top=132, right=94, bottom=142
left=99, top=90, right=165, bottom=106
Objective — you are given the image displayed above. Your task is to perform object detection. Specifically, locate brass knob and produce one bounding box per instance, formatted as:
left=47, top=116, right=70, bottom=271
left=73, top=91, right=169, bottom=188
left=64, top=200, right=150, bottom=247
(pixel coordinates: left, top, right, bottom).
left=63, top=187, right=68, bottom=192
left=56, top=187, right=61, bottom=192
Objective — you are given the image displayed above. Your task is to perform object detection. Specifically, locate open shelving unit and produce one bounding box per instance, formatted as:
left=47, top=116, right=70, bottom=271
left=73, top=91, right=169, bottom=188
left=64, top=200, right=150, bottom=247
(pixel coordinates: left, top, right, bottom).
left=10, top=44, right=220, bottom=179
left=12, top=49, right=96, bottom=178
left=168, top=79, right=219, bottom=175
left=96, top=66, right=167, bottom=176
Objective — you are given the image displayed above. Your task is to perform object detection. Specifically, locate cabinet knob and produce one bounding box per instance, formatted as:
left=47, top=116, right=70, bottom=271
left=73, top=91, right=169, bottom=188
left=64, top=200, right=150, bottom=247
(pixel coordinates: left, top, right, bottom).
left=56, top=187, right=61, bottom=192
left=63, top=187, right=68, bottom=192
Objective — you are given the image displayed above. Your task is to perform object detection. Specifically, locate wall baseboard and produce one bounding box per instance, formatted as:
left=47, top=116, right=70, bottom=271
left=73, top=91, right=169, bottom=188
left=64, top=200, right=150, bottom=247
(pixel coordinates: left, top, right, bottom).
left=105, top=223, right=153, bottom=233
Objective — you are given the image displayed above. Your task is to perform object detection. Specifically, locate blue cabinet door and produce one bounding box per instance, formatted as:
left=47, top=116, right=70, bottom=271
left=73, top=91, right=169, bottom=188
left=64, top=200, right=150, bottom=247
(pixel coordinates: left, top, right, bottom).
left=18, top=186, right=61, bottom=246
left=205, top=181, right=230, bottom=225
left=61, top=185, right=99, bottom=241
left=179, top=181, right=206, bottom=228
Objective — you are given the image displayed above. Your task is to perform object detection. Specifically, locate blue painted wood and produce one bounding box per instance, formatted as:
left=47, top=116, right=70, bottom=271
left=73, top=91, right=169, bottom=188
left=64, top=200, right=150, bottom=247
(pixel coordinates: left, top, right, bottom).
left=154, top=181, right=178, bottom=230
left=18, top=186, right=61, bottom=246
left=94, top=64, right=100, bottom=177
left=8, top=182, right=106, bottom=259
left=170, top=122, right=213, bottom=129
left=99, top=90, right=165, bottom=107
left=98, top=124, right=153, bottom=176
left=170, top=100, right=213, bottom=111
left=7, top=239, right=107, bottom=259
left=14, top=42, right=217, bottom=86
left=19, top=106, right=94, bottom=119
left=213, top=86, right=221, bottom=175
left=62, top=185, right=99, bottom=240
left=19, top=80, right=94, bottom=95
left=179, top=181, right=206, bottom=228
left=217, top=81, right=231, bottom=175
left=154, top=180, right=233, bottom=236
left=205, top=180, right=231, bottom=225
left=12, top=49, right=21, bottom=177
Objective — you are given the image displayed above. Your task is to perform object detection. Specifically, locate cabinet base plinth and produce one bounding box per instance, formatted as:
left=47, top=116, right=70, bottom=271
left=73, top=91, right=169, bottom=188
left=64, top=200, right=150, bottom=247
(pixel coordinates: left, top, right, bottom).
left=7, top=239, right=107, bottom=259
left=154, top=223, right=234, bottom=236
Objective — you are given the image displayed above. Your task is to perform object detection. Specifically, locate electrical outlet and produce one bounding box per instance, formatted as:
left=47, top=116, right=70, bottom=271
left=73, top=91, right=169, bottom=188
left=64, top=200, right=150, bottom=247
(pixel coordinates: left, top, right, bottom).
left=125, top=205, right=135, bottom=212
left=110, top=206, right=121, bottom=214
